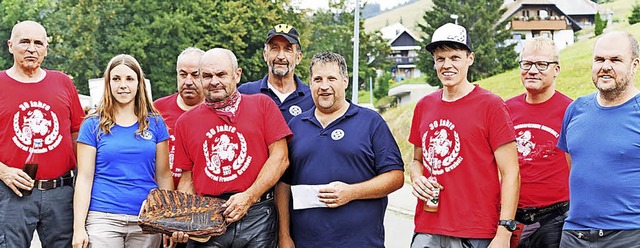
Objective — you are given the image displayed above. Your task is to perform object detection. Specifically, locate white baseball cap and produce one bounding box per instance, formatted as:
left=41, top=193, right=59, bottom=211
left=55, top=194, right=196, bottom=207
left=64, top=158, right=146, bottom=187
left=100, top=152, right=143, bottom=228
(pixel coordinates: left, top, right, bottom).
left=425, top=23, right=472, bottom=53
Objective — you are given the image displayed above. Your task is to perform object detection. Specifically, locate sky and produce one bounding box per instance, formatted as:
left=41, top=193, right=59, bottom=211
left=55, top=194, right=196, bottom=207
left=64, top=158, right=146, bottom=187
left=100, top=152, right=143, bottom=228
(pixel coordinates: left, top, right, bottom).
left=295, top=0, right=410, bottom=11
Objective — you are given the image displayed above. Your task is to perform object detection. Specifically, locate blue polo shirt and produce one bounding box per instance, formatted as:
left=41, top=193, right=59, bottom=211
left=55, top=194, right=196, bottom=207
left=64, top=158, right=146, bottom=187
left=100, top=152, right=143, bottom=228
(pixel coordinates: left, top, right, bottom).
left=283, top=103, right=404, bottom=248
left=238, top=74, right=314, bottom=123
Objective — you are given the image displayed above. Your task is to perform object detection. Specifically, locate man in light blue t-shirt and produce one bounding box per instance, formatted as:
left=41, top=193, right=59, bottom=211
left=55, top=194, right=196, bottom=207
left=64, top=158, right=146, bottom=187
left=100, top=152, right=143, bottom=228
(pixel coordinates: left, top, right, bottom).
left=558, top=30, right=640, bottom=247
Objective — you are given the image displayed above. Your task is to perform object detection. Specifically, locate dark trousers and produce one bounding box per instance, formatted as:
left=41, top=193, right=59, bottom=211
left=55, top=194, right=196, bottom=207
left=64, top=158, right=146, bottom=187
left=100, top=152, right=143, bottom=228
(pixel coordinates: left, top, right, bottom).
left=0, top=182, right=74, bottom=248
left=517, top=212, right=567, bottom=248
left=187, top=199, right=277, bottom=248
left=560, top=229, right=640, bottom=248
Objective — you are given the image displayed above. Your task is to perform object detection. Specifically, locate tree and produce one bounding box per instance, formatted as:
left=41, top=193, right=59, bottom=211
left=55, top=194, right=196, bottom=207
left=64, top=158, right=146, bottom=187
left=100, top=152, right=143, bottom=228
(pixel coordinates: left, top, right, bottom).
left=595, top=12, right=607, bottom=36
left=630, top=2, right=640, bottom=25
left=3, top=0, right=300, bottom=98
left=0, top=0, right=57, bottom=70
left=415, top=0, right=517, bottom=88
left=304, top=0, right=391, bottom=100
left=373, top=71, right=392, bottom=100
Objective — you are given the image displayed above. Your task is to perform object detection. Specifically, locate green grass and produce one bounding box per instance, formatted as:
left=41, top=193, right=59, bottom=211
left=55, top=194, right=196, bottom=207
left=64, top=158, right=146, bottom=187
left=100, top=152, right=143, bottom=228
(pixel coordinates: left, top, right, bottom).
left=478, top=23, right=640, bottom=100
left=358, top=89, right=374, bottom=104
left=390, top=75, right=428, bottom=88
left=383, top=22, right=640, bottom=182
left=602, top=0, right=636, bottom=23
left=363, top=0, right=433, bottom=34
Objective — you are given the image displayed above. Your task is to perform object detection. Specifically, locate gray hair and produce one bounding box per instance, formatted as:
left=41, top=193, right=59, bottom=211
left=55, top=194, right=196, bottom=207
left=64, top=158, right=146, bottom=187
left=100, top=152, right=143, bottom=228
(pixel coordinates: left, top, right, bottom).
left=309, top=52, right=348, bottom=78
left=176, top=47, right=204, bottom=69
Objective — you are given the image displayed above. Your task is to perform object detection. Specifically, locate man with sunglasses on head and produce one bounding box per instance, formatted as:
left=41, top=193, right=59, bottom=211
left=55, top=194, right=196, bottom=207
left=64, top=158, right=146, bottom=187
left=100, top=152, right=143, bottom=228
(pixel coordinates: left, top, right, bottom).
left=505, top=37, right=572, bottom=248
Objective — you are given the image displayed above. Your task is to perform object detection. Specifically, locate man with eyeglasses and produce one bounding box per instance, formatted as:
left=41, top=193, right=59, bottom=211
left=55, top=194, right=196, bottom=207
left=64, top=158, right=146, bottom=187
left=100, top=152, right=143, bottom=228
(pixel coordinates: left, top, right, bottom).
left=505, top=37, right=572, bottom=248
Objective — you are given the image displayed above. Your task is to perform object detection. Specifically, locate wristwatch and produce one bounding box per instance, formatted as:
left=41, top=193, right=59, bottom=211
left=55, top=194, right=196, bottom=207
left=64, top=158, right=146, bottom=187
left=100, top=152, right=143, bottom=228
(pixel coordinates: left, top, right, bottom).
left=498, top=219, right=517, bottom=232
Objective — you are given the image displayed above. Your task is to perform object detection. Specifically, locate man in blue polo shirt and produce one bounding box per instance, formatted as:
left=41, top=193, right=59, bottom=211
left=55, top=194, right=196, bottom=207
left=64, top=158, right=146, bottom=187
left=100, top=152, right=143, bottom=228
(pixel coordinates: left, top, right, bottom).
left=238, top=24, right=313, bottom=122
left=275, top=52, right=404, bottom=247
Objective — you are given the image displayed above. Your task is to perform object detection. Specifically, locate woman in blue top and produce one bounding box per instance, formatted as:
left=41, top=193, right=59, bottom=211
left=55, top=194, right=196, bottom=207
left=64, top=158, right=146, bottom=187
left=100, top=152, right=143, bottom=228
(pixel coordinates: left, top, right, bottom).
left=72, top=54, right=173, bottom=248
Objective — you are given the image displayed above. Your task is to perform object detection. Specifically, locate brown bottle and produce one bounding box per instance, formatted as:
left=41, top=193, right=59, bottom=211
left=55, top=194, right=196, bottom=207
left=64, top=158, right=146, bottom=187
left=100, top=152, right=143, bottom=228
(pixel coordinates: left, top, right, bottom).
left=21, top=140, right=41, bottom=196
left=423, top=176, right=439, bottom=212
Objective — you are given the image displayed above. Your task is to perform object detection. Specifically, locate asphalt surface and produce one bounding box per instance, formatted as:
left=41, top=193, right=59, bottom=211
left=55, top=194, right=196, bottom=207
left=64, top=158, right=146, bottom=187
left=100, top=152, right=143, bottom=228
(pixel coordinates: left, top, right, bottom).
left=31, top=184, right=418, bottom=247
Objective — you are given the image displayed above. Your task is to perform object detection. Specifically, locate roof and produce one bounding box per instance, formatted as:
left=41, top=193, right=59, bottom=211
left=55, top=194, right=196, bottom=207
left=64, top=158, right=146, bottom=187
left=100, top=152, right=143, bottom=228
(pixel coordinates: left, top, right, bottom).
left=550, top=0, right=598, bottom=15
left=501, top=0, right=598, bottom=21
left=380, top=22, right=423, bottom=43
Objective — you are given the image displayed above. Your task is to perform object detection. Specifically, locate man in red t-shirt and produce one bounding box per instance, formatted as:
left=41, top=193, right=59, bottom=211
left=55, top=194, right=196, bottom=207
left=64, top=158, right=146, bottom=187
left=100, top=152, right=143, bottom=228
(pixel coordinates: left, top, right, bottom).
left=505, top=37, right=572, bottom=248
left=154, top=47, right=205, bottom=188
left=408, top=23, right=519, bottom=248
left=170, top=48, right=291, bottom=248
left=0, top=21, right=85, bottom=247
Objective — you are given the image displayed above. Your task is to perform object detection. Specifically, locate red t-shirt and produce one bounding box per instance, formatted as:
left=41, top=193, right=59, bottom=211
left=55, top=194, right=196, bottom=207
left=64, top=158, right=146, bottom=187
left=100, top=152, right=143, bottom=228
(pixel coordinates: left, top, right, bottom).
left=173, top=94, right=292, bottom=196
left=153, top=93, right=186, bottom=187
left=505, top=91, right=572, bottom=208
left=0, top=70, right=85, bottom=179
left=408, top=85, right=515, bottom=238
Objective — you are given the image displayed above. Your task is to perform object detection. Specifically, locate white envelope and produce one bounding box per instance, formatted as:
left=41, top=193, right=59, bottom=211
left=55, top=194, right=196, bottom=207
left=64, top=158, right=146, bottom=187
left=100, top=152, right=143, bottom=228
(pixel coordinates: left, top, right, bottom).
left=291, top=184, right=330, bottom=210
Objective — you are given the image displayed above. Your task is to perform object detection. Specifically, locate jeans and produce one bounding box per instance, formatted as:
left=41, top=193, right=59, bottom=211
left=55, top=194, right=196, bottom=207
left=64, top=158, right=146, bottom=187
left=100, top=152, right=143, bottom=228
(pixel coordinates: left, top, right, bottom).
left=0, top=182, right=73, bottom=248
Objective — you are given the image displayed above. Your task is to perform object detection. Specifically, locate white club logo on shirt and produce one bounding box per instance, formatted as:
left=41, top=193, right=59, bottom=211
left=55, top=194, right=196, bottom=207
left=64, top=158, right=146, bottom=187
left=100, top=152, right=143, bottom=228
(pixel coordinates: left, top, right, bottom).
left=140, top=130, right=153, bottom=140
left=12, top=101, right=61, bottom=153
left=421, top=119, right=462, bottom=175
left=203, top=124, right=251, bottom=182
left=289, top=105, right=302, bottom=116
left=331, top=129, right=345, bottom=141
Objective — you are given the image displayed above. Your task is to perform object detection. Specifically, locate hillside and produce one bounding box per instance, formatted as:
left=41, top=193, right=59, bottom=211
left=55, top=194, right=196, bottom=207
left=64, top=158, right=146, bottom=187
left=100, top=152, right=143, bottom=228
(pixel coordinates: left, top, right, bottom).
left=382, top=22, right=640, bottom=178
left=363, top=0, right=634, bottom=37
left=363, top=0, right=433, bottom=34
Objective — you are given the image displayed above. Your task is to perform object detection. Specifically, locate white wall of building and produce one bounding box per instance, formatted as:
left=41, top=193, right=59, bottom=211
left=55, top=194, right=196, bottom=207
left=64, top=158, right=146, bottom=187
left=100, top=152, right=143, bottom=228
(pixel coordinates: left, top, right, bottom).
left=553, top=29, right=574, bottom=50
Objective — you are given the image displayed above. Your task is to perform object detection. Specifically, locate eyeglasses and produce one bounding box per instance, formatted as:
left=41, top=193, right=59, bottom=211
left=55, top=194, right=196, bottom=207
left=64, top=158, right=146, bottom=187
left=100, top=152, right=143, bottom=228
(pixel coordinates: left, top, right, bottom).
left=519, top=60, right=558, bottom=71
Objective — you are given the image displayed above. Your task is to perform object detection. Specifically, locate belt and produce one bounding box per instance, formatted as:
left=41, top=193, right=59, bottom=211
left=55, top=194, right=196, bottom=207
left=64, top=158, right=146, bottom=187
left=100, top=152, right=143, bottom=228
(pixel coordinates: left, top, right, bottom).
left=567, top=230, right=617, bottom=242
left=212, top=188, right=274, bottom=203
left=516, top=201, right=569, bottom=225
left=34, top=171, right=75, bottom=190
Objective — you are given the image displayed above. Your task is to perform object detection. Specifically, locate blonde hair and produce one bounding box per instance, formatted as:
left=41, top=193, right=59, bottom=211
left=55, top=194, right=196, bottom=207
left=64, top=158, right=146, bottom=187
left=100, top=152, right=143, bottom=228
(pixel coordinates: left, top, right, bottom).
left=91, top=54, right=160, bottom=137
left=519, top=37, right=560, bottom=62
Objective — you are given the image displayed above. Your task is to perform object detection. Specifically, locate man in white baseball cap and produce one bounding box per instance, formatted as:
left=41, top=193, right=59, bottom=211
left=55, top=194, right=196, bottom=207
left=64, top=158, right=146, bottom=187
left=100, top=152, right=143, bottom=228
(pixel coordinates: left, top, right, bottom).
left=408, top=23, right=520, bottom=248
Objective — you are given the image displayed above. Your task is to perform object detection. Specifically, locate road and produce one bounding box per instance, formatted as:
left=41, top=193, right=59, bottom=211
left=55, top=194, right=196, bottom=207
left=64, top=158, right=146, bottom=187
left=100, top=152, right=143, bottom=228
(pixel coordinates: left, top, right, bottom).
left=32, top=184, right=417, bottom=247
left=385, top=208, right=414, bottom=248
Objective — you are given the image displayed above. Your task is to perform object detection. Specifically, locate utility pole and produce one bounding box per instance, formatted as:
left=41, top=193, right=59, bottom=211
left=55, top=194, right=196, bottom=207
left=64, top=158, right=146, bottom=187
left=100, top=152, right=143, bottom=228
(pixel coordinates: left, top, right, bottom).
left=351, top=0, right=360, bottom=104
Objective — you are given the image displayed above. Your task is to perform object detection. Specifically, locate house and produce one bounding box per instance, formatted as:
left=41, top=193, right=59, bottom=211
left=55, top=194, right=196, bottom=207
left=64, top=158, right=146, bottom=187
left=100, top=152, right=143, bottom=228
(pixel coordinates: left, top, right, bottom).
left=499, top=0, right=593, bottom=52
left=548, top=0, right=601, bottom=28
left=381, top=23, right=423, bottom=82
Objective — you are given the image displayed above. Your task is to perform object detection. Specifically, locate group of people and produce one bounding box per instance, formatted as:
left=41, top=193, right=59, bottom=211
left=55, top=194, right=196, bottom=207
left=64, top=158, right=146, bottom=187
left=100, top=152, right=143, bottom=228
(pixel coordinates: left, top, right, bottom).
left=408, top=23, right=640, bottom=248
left=0, top=19, right=638, bottom=248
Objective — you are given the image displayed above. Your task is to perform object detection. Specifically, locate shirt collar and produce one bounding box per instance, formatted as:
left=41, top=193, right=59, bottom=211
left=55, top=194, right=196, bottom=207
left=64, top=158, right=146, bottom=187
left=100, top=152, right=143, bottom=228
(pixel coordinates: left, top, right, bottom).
left=259, top=74, right=308, bottom=96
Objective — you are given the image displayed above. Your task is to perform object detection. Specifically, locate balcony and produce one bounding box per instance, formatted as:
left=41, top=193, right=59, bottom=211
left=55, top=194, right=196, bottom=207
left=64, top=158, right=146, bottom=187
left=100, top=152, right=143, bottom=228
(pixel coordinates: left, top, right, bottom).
left=389, top=56, right=417, bottom=66
left=510, top=15, right=568, bottom=31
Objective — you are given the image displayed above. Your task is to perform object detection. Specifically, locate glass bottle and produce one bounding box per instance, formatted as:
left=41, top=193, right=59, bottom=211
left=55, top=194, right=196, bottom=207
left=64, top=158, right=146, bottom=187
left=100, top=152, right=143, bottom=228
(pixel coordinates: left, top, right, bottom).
left=21, top=140, right=41, bottom=196
left=423, top=157, right=440, bottom=212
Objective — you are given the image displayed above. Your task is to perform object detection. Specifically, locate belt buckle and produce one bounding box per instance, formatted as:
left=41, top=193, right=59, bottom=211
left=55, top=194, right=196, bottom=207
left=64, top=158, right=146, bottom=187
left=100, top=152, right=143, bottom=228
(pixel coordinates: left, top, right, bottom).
left=36, top=180, right=44, bottom=190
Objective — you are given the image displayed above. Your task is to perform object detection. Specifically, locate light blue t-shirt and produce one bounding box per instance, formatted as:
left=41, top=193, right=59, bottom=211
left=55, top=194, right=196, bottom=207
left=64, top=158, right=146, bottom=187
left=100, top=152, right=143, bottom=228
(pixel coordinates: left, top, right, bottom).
left=77, top=115, right=170, bottom=215
left=558, top=93, right=640, bottom=230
